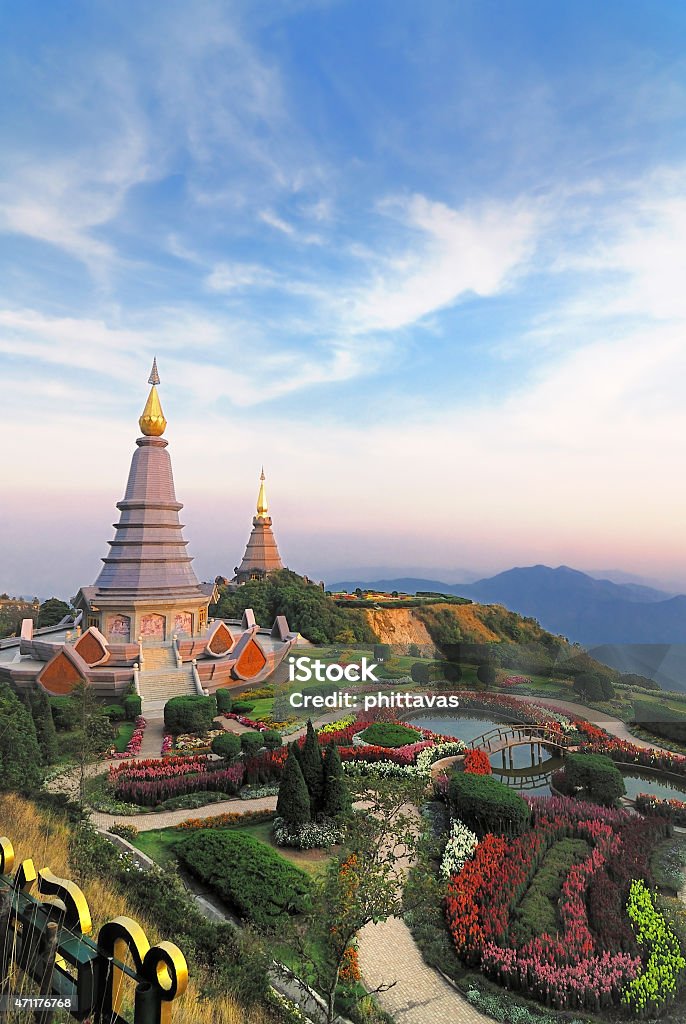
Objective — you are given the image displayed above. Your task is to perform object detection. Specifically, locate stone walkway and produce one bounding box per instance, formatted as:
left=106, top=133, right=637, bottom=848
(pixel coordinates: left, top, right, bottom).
left=91, top=794, right=278, bottom=832
left=531, top=696, right=676, bottom=752
left=358, top=918, right=488, bottom=1024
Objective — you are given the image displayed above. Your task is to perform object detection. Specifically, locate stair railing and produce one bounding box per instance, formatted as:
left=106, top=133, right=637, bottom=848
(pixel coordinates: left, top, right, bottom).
left=172, top=634, right=182, bottom=668
left=191, top=659, right=209, bottom=697
left=137, top=635, right=144, bottom=669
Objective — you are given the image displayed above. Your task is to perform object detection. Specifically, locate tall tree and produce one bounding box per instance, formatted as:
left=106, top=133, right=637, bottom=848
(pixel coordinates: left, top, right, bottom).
left=276, top=745, right=311, bottom=827
left=0, top=683, right=42, bottom=792
left=300, top=719, right=325, bottom=815
left=37, top=598, right=71, bottom=628
left=23, top=686, right=58, bottom=765
left=322, top=742, right=351, bottom=819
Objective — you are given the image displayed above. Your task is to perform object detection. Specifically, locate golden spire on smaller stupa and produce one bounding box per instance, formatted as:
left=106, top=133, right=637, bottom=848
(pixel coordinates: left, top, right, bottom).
left=256, top=467, right=269, bottom=518
left=139, top=358, right=167, bottom=436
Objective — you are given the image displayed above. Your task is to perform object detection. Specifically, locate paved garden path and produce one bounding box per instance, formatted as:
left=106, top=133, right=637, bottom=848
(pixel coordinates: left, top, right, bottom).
left=530, top=696, right=676, bottom=752
left=358, top=918, right=488, bottom=1024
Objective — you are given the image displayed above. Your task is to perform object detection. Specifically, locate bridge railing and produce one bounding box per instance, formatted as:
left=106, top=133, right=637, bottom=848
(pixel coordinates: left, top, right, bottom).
left=471, top=723, right=571, bottom=752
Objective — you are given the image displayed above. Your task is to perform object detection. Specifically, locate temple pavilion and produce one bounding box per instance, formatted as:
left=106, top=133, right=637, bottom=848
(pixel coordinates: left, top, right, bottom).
left=0, top=362, right=296, bottom=711
left=234, top=469, right=284, bottom=584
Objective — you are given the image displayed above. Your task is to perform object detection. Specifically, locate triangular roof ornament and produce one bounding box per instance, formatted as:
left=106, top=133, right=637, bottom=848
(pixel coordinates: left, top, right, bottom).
left=148, top=357, right=160, bottom=386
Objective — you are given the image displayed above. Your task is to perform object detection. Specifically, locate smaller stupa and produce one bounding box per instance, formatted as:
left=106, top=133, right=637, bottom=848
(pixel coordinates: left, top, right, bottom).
left=234, top=468, right=284, bottom=584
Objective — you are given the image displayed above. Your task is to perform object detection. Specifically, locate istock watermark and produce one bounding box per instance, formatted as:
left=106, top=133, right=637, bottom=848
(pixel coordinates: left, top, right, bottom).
left=288, top=655, right=380, bottom=683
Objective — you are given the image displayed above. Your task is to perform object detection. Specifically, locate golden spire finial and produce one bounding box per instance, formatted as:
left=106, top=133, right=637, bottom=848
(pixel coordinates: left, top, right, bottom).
left=256, top=467, right=268, bottom=518
left=139, top=359, right=167, bottom=436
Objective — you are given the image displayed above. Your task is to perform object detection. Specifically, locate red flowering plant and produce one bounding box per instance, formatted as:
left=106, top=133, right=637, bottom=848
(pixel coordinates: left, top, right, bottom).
left=463, top=749, right=492, bottom=775
left=113, top=761, right=245, bottom=806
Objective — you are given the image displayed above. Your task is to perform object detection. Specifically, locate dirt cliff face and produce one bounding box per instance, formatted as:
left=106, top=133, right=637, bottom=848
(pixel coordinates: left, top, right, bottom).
left=363, top=602, right=523, bottom=649
left=363, top=608, right=435, bottom=650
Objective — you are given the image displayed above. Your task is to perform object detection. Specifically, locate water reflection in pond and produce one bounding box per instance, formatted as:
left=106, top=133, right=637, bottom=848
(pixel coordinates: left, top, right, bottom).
left=621, top=771, right=686, bottom=802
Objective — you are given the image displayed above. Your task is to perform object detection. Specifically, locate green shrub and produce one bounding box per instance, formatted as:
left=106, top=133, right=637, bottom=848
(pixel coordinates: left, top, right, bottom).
left=49, top=695, right=79, bottom=731
left=232, top=700, right=255, bottom=714
left=411, top=662, right=430, bottom=684
left=215, top=688, right=233, bottom=713
left=374, top=644, right=392, bottom=661
left=448, top=773, right=530, bottom=837
left=0, top=683, right=43, bottom=791
left=360, top=722, right=422, bottom=748
left=177, top=828, right=311, bottom=930
left=565, top=752, right=626, bottom=806
left=103, top=703, right=126, bottom=722
left=476, top=664, right=496, bottom=686
left=262, top=729, right=282, bottom=751
left=240, top=732, right=264, bottom=755
left=123, top=693, right=142, bottom=721
left=211, top=732, right=241, bottom=759
left=23, top=686, right=58, bottom=764
left=164, top=695, right=217, bottom=735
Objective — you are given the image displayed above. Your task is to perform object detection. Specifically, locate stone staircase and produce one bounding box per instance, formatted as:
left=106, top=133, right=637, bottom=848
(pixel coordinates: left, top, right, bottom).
left=138, top=643, right=198, bottom=714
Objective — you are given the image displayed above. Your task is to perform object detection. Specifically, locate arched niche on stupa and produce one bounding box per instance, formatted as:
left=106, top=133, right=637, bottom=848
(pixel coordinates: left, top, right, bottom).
left=140, top=613, right=165, bottom=641
left=106, top=614, right=131, bottom=643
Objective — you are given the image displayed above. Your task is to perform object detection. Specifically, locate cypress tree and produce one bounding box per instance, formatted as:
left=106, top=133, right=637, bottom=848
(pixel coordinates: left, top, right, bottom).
left=0, top=683, right=42, bottom=792
left=322, top=742, right=351, bottom=819
left=276, top=744, right=311, bottom=826
left=24, top=686, right=58, bottom=765
left=300, top=719, right=325, bottom=815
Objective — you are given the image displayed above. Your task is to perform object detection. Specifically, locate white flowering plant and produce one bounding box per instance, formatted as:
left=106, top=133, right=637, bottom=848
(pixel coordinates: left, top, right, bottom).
left=440, top=818, right=479, bottom=879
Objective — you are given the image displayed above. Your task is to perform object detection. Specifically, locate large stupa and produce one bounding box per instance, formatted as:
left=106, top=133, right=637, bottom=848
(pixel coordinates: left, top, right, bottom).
left=74, top=360, right=211, bottom=642
left=1, top=361, right=297, bottom=705
left=234, top=469, right=284, bottom=584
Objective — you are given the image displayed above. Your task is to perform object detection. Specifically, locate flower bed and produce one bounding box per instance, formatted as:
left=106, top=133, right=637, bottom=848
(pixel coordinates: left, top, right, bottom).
left=341, top=740, right=466, bottom=780
left=635, top=792, right=686, bottom=826
left=106, top=715, right=147, bottom=759
left=177, top=808, right=275, bottom=830
left=223, top=711, right=272, bottom=732
left=113, top=762, right=245, bottom=806
left=273, top=816, right=342, bottom=849
left=578, top=738, right=686, bottom=778
left=444, top=796, right=674, bottom=1012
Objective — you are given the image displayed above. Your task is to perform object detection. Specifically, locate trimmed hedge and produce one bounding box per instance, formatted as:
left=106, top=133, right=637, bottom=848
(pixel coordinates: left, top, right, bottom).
left=215, top=688, right=233, bottom=713
left=360, top=722, right=422, bottom=748
left=262, top=729, right=282, bottom=751
left=231, top=700, right=254, bottom=714
left=164, top=695, right=217, bottom=735
left=177, top=829, right=311, bottom=930
left=448, top=772, right=530, bottom=837
left=210, top=732, right=241, bottom=759
left=103, top=703, right=126, bottom=722
left=509, top=838, right=590, bottom=946
left=565, top=752, right=626, bottom=806
left=123, top=694, right=142, bottom=721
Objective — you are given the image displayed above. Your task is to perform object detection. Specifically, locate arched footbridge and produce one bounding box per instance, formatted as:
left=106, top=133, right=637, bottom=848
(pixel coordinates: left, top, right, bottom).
left=470, top=724, right=575, bottom=769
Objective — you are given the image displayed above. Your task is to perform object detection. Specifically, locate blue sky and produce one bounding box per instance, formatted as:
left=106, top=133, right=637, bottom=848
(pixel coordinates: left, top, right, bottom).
left=2, top=1, right=686, bottom=596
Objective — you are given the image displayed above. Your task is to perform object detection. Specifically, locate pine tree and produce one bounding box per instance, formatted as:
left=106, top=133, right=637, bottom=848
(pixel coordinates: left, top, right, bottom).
left=300, top=719, right=325, bottom=815
left=24, top=686, right=58, bottom=765
left=322, top=742, right=351, bottom=819
left=276, top=744, right=311, bottom=826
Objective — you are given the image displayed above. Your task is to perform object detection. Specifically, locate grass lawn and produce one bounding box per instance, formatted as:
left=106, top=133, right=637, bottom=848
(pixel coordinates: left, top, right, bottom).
left=113, top=721, right=135, bottom=752
left=131, top=821, right=333, bottom=876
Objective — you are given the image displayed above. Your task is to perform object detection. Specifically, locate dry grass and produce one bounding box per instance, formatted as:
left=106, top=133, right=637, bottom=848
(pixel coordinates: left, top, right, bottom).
left=0, top=794, right=274, bottom=1024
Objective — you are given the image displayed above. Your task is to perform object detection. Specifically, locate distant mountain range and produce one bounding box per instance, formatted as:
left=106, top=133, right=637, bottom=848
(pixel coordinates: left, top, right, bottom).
left=331, top=564, right=686, bottom=647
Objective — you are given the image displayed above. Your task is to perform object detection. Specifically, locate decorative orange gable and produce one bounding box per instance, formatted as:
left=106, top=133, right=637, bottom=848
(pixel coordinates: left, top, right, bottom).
left=206, top=620, right=235, bottom=657
left=38, top=648, right=88, bottom=695
left=233, top=637, right=267, bottom=679
left=74, top=627, right=110, bottom=667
